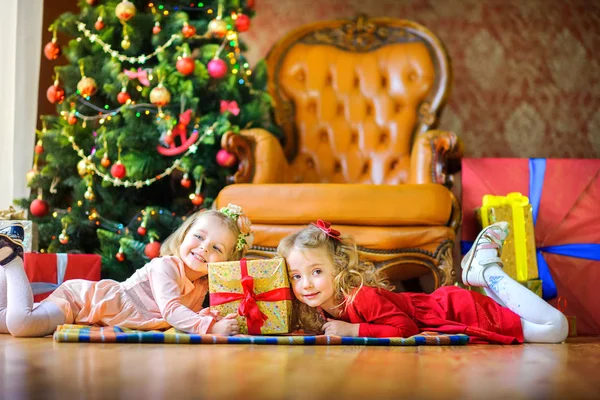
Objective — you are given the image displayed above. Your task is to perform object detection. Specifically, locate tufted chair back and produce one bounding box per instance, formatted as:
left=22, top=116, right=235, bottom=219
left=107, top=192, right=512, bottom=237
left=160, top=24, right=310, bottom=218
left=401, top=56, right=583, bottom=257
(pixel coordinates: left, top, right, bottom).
left=267, top=15, right=451, bottom=185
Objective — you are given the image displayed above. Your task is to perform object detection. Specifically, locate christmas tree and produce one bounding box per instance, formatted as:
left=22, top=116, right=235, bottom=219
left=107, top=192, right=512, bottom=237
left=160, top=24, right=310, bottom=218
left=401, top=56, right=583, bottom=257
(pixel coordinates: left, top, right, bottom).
left=16, top=0, right=277, bottom=281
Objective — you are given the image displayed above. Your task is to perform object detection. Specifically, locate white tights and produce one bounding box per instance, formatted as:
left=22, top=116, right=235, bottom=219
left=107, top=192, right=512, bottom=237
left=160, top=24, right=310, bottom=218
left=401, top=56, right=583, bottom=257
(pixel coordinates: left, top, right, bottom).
left=480, top=261, right=569, bottom=343
left=1, top=257, right=66, bottom=337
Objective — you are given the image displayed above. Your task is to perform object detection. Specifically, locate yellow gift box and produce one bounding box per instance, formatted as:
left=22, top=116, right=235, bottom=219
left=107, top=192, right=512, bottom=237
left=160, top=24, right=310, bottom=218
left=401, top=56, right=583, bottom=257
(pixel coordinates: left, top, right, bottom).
left=476, top=192, right=538, bottom=281
left=208, top=257, right=292, bottom=335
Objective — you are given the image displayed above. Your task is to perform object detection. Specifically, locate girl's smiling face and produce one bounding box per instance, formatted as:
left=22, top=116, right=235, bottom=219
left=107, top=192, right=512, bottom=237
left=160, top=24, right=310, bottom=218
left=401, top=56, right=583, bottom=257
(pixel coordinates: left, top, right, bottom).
left=179, top=215, right=236, bottom=279
left=286, top=245, right=338, bottom=314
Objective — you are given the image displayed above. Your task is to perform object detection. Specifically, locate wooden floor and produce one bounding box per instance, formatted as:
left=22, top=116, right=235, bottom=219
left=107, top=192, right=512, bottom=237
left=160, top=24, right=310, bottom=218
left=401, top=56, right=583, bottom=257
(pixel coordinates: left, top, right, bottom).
left=1, top=335, right=599, bottom=400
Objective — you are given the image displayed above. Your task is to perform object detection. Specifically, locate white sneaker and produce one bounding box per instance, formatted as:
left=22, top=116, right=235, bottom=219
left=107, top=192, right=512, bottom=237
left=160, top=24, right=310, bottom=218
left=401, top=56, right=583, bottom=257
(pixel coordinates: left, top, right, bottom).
left=461, top=222, right=509, bottom=287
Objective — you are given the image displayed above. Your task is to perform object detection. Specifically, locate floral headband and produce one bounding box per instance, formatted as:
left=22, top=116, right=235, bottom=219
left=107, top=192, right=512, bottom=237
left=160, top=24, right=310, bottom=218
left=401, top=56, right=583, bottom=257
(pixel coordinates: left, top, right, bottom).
left=311, top=219, right=341, bottom=241
left=220, top=203, right=254, bottom=252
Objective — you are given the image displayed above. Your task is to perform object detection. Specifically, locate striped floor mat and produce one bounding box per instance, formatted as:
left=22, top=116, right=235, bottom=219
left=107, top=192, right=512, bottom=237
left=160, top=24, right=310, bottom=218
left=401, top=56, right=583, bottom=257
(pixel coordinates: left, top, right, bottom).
left=53, top=324, right=469, bottom=345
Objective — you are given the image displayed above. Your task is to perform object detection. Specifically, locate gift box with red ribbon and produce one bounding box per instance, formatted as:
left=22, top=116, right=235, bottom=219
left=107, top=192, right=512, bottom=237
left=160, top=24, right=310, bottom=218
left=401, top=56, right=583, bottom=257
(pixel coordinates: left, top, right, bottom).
left=208, top=257, right=292, bottom=335
left=461, top=158, right=600, bottom=335
left=24, top=253, right=102, bottom=302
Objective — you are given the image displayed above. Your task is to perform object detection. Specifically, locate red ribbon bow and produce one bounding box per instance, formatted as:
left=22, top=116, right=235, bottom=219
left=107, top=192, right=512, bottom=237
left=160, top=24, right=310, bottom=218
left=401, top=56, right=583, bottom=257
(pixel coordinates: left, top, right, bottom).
left=209, top=258, right=292, bottom=334
left=311, top=219, right=341, bottom=240
left=220, top=100, right=240, bottom=116
left=124, top=68, right=151, bottom=86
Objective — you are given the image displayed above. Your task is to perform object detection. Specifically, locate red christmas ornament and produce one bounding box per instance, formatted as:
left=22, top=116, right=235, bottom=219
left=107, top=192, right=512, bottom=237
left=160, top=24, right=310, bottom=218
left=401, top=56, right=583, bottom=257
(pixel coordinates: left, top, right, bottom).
left=207, top=59, right=227, bottom=79
left=176, top=57, right=195, bottom=76
left=44, top=40, right=61, bottom=60
left=137, top=226, right=147, bottom=236
left=182, top=23, right=196, bottom=38
left=35, top=143, right=44, bottom=154
left=191, top=194, right=204, bottom=206
left=180, top=176, right=191, bottom=188
left=46, top=84, right=65, bottom=104
left=144, top=241, right=161, bottom=259
left=101, top=155, right=111, bottom=168
left=110, top=161, right=127, bottom=179
left=95, top=18, right=104, bottom=31
left=235, top=14, right=251, bottom=32
left=115, top=252, right=126, bottom=262
left=216, top=149, right=237, bottom=168
left=86, top=0, right=98, bottom=5
left=30, top=198, right=50, bottom=217
left=153, top=22, right=161, bottom=35
left=117, top=91, right=131, bottom=104
left=67, top=114, right=77, bottom=125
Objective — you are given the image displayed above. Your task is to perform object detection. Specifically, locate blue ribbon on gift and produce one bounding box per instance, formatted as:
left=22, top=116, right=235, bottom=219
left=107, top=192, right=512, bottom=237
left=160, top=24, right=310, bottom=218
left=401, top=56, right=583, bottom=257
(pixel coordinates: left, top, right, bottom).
left=461, top=158, right=600, bottom=300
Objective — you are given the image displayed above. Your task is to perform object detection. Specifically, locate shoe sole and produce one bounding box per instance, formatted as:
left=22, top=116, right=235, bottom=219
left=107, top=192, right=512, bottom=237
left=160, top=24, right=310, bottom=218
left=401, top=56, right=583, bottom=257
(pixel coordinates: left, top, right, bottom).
left=461, top=224, right=505, bottom=286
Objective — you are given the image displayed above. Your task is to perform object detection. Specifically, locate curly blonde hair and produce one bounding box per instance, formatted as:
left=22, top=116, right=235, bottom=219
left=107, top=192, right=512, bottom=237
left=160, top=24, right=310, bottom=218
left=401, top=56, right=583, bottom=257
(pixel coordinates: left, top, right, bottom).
left=277, top=224, right=392, bottom=333
left=160, top=207, right=251, bottom=261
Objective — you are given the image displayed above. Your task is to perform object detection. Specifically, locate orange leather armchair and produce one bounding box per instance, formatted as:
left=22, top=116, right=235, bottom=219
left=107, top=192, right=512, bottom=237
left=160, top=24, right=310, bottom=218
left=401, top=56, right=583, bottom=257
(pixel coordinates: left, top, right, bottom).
left=216, top=15, right=462, bottom=289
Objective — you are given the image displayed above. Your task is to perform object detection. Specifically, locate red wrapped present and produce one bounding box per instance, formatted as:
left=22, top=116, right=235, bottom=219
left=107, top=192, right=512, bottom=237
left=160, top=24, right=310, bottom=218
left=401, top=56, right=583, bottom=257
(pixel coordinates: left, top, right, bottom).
left=461, top=158, right=600, bottom=335
left=24, top=253, right=102, bottom=302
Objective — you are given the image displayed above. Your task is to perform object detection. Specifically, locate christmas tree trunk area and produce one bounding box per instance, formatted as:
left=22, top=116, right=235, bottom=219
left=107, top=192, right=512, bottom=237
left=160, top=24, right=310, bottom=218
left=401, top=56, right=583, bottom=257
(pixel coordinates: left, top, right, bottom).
left=16, top=0, right=278, bottom=281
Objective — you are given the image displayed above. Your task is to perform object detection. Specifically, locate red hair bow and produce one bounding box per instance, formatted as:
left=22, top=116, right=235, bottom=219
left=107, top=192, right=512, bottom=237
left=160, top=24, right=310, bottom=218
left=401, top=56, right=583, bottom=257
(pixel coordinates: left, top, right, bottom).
left=311, top=219, right=341, bottom=241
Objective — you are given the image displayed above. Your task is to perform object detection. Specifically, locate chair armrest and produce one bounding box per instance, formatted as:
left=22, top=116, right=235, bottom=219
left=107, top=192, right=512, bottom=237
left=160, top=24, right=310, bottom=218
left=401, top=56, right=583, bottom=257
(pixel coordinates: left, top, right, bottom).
left=221, top=128, right=289, bottom=184
left=408, top=129, right=463, bottom=188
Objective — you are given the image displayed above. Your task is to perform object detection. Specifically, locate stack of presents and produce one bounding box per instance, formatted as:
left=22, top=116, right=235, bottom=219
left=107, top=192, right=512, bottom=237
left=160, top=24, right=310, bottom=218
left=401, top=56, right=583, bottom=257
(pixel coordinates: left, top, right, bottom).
left=2, top=157, right=599, bottom=337
left=461, top=158, right=600, bottom=337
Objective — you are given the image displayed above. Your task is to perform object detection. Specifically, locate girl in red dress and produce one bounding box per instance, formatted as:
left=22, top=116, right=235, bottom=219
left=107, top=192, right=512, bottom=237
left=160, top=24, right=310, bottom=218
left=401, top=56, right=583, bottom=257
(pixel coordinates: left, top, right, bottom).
left=278, top=220, right=568, bottom=344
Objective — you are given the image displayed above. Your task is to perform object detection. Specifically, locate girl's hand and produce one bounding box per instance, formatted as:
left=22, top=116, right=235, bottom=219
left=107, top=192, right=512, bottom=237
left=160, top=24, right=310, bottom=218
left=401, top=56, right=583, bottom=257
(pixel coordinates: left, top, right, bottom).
left=323, top=319, right=360, bottom=337
left=207, top=313, right=240, bottom=336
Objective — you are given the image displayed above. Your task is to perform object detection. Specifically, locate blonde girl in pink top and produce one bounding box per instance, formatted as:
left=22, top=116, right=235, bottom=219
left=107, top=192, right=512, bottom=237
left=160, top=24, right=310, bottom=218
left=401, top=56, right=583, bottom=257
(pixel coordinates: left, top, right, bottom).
left=0, top=204, right=253, bottom=337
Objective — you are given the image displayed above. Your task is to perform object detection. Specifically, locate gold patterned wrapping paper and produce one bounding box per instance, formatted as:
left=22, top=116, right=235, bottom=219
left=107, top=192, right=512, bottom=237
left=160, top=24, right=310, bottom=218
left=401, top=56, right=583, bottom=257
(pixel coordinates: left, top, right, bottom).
left=208, top=257, right=292, bottom=334
left=475, top=193, right=538, bottom=281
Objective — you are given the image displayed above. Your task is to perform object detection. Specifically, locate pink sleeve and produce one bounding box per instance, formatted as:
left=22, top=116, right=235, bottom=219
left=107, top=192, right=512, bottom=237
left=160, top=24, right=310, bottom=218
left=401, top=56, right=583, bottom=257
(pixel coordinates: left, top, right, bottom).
left=353, top=289, right=420, bottom=338
left=147, top=258, right=215, bottom=334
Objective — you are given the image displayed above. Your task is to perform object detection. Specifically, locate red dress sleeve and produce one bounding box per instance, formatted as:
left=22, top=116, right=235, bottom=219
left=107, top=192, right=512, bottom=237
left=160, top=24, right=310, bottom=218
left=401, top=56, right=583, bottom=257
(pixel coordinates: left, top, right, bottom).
left=344, top=287, right=420, bottom=338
